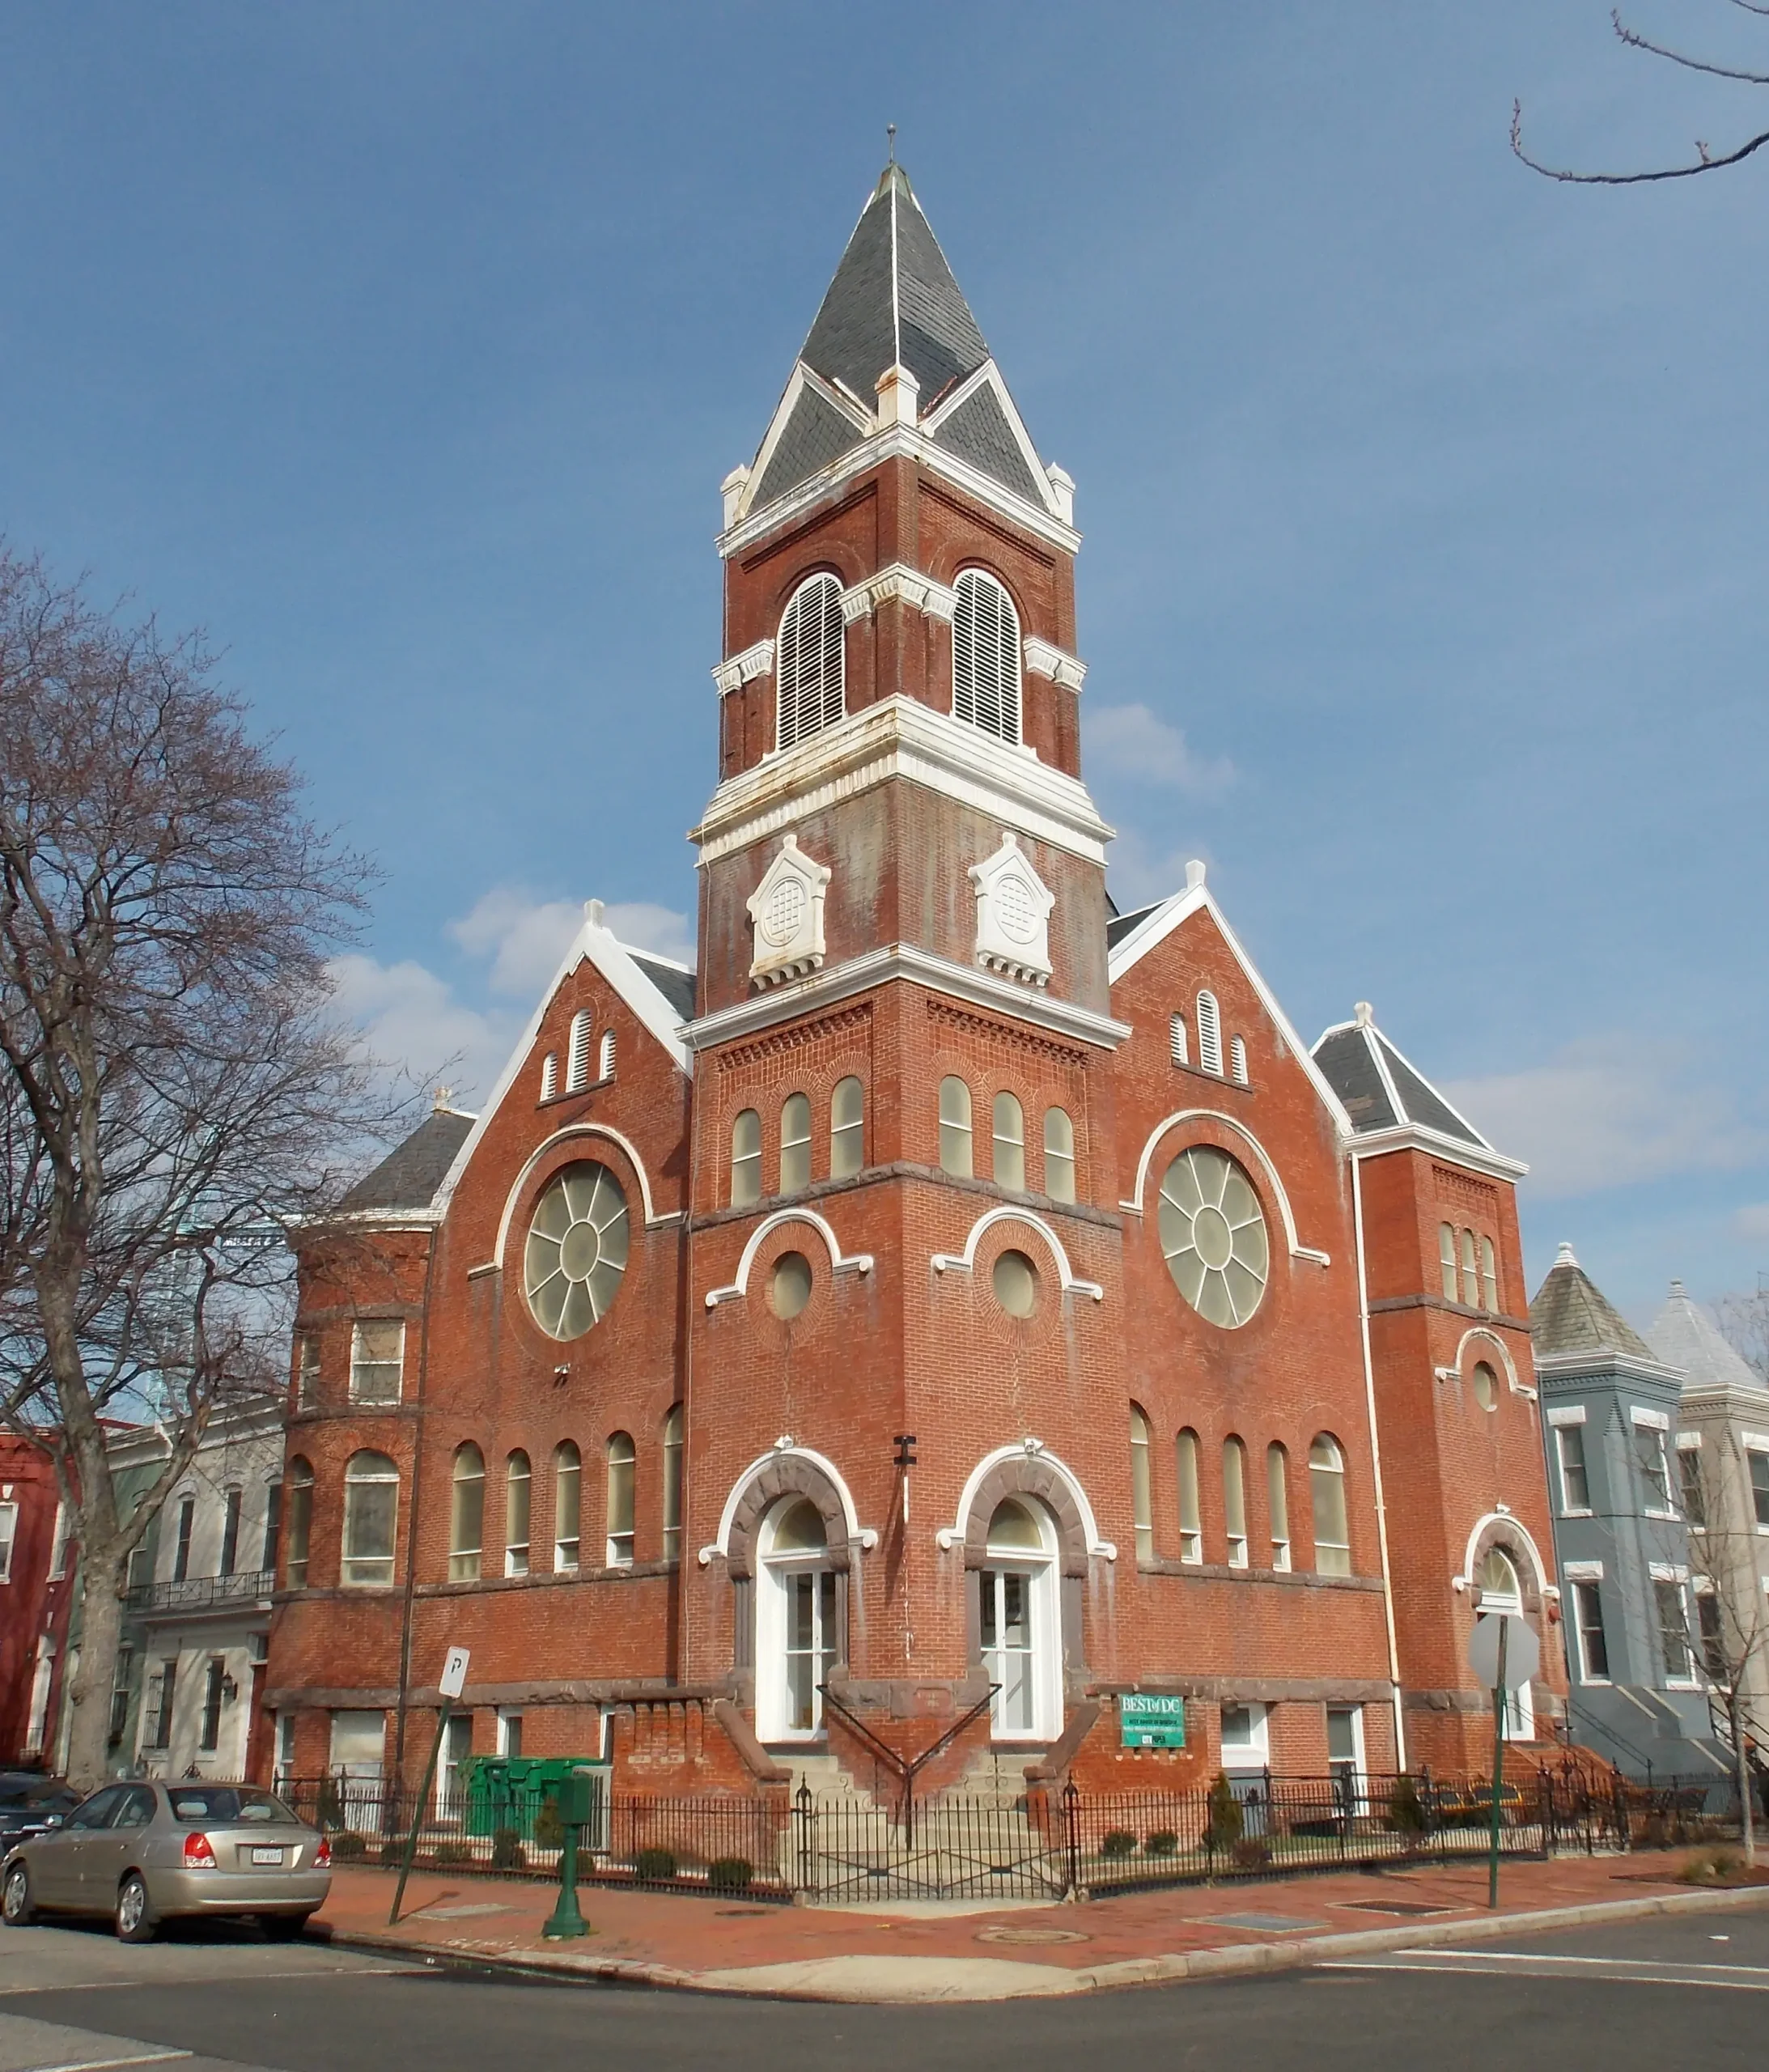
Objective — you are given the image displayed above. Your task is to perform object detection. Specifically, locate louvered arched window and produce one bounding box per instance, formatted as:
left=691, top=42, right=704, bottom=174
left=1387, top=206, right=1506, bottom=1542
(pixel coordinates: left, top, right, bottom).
left=776, top=573, right=846, bottom=751
left=951, top=570, right=1021, bottom=742
left=599, top=1030, right=617, bottom=1081
left=566, top=1010, right=593, bottom=1093
left=1196, top=991, right=1223, bottom=1076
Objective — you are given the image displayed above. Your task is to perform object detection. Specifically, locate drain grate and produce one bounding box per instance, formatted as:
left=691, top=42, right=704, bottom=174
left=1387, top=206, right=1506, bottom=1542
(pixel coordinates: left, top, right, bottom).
left=1201, top=1912, right=1327, bottom=1934
left=1339, top=1900, right=1453, bottom=1917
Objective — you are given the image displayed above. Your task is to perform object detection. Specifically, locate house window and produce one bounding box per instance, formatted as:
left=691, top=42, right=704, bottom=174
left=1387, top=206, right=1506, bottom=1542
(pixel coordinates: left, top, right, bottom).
left=1169, top=1013, right=1189, bottom=1067
left=1460, top=1229, right=1479, bottom=1307
left=1471, top=1362, right=1498, bottom=1412
left=1572, top=1579, right=1610, bottom=1681
left=218, top=1487, right=243, bottom=1577
left=449, top=1444, right=485, bottom=1582
left=1327, top=1705, right=1364, bottom=1792
left=151, top=1658, right=177, bottom=1748
left=598, top=1029, right=617, bottom=1081
left=731, top=1108, right=763, bottom=1206
left=1042, top=1107, right=1075, bottom=1203
left=1479, top=1235, right=1499, bottom=1312
left=1196, top=991, right=1222, bottom=1076
left=1655, top=1578, right=1694, bottom=1684
left=1223, top=1436, right=1249, bottom=1568
left=939, top=1076, right=974, bottom=1177
left=497, top=1709, right=524, bottom=1758
left=1309, top=1434, right=1351, bottom=1575
left=605, top=1433, right=635, bottom=1566
left=261, top=1482, right=282, bottom=1576
left=274, top=1713, right=296, bottom=1790
left=553, top=1441, right=581, bottom=1572
left=780, top=1092, right=812, bottom=1192
left=284, top=1458, right=313, bottom=1589
left=1556, top=1424, right=1591, bottom=1513
left=1228, top=1035, right=1249, bottom=1085
left=992, top=1092, right=1025, bottom=1192
left=1697, top=1590, right=1727, bottom=1681
left=1749, top=1450, right=1769, bottom=1530
left=757, top=1498, right=839, bottom=1741
left=1267, top=1442, right=1291, bottom=1569
left=951, top=569, right=1022, bottom=743
left=0, top=1501, right=15, bottom=1582
left=1219, top=1700, right=1269, bottom=1769
left=1130, top=1404, right=1153, bottom=1562
left=108, top=1648, right=135, bottom=1747
left=566, top=1009, right=593, bottom=1093
left=541, top=1051, right=558, bottom=1102
left=437, top=1713, right=473, bottom=1819
left=329, top=1709, right=386, bottom=1781
left=48, top=1501, right=72, bottom=1579
left=172, top=1494, right=195, bottom=1582
left=1633, top=1420, right=1674, bottom=1513
left=1439, top=1223, right=1458, bottom=1302
left=830, top=1076, right=864, bottom=1178
left=776, top=571, right=846, bottom=751
left=341, top=1452, right=399, bottom=1587
left=295, top=1329, right=321, bottom=1407
left=662, top=1405, right=684, bottom=1565
left=350, top=1319, right=405, bottom=1404
left=201, top=1655, right=227, bottom=1752
left=978, top=1499, right=1059, bottom=1740
left=522, top=1162, right=633, bottom=1344
left=1175, top=1429, right=1203, bottom=1564
left=505, top=1451, right=532, bottom=1577
left=1678, top=1445, right=1707, bottom=1527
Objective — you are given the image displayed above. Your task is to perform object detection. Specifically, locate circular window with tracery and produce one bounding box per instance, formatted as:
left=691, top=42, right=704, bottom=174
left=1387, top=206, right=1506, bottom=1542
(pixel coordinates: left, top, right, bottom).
left=762, top=877, right=806, bottom=946
left=524, top=1161, right=630, bottom=1340
left=1157, top=1145, right=1269, bottom=1328
left=995, top=876, right=1036, bottom=943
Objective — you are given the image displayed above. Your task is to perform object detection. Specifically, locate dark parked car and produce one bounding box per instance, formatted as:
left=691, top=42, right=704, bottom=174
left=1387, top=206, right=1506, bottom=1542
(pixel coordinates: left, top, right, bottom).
left=2, top=1780, right=331, bottom=1942
left=0, top=1775, right=79, bottom=1853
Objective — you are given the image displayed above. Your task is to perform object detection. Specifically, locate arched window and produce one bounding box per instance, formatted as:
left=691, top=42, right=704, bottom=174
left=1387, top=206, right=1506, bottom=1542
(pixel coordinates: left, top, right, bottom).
left=992, top=1092, right=1025, bottom=1191
left=951, top=569, right=1021, bottom=742
left=1229, top=1035, right=1249, bottom=1085
left=776, top=572, right=846, bottom=750
left=1196, top=991, right=1223, bottom=1076
left=566, top=1009, right=593, bottom=1093
left=1460, top=1229, right=1479, bottom=1307
left=599, top=1030, right=617, bottom=1082
left=1223, top=1436, right=1249, bottom=1568
left=1479, top=1234, right=1499, bottom=1312
left=1266, top=1442, right=1291, bottom=1570
left=758, top=1497, right=838, bottom=1740
left=284, top=1458, right=313, bottom=1590
left=1042, top=1107, right=1075, bottom=1203
left=553, top=1441, right=581, bottom=1573
left=341, top=1451, right=399, bottom=1588
left=540, top=1052, right=558, bottom=1102
left=1309, top=1435, right=1351, bottom=1576
left=1175, top=1429, right=1203, bottom=1564
left=605, top=1433, right=635, bottom=1567
left=1438, top=1222, right=1458, bottom=1301
left=662, top=1404, right=684, bottom=1565
left=1478, top=1548, right=1520, bottom=1607
left=1169, top=1013, right=1189, bottom=1067
left=830, top=1076, right=864, bottom=1178
left=731, top=1108, right=762, bottom=1207
left=1130, top=1404, right=1153, bottom=1562
left=505, top=1450, right=532, bottom=1577
left=979, top=1497, right=1058, bottom=1739
left=1471, top=1361, right=1498, bottom=1412
left=939, top=1076, right=973, bottom=1177
left=780, top=1092, right=812, bottom=1192
left=449, top=1443, right=485, bottom=1582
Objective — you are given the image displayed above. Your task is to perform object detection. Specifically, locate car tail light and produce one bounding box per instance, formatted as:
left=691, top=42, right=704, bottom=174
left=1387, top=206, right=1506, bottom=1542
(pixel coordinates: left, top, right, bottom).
left=183, top=1831, right=218, bottom=1869
left=313, top=1836, right=332, bottom=1869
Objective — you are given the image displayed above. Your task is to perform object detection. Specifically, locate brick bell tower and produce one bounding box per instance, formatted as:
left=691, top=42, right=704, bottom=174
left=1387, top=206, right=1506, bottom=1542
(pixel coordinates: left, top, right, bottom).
left=681, top=161, right=1130, bottom=1775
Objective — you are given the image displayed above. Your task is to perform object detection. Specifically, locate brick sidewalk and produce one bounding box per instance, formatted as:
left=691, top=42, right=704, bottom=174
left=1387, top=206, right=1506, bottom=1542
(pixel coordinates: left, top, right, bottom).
left=312, top=1849, right=1769, bottom=2001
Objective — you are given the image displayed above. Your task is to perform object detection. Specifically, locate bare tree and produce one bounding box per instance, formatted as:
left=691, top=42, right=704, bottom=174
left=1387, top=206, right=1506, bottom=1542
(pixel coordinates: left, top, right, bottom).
left=1514, top=3, right=1769, bottom=183
left=0, top=549, right=403, bottom=1790
left=1717, top=1280, right=1769, bottom=1384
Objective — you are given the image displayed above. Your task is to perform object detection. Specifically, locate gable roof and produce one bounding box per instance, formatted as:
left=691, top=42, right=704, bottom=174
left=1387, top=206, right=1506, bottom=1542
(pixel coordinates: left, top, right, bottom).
left=1313, top=1008, right=1495, bottom=1154
left=628, top=949, right=697, bottom=1025
left=1646, top=1280, right=1767, bottom=1396
left=1529, top=1242, right=1658, bottom=1365
left=339, top=1106, right=476, bottom=1216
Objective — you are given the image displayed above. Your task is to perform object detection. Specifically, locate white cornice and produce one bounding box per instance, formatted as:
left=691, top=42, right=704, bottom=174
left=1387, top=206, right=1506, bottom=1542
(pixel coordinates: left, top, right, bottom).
left=840, top=561, right=958, bottom=626
left=1023, top=636, right=1086, bottom=693
left=683, top=940, right=1131, bottom=1055
left=711, top=639, right=775, bottom=696
left=689, top=694, right=1114, bottom=866
left=1347, top=1127, right=1528, bottom=1185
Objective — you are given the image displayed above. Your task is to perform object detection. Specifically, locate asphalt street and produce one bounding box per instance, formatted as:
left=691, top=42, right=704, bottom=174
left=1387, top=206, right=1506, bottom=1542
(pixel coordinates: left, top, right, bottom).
left=1, top=1907, right=1766, bottom=2072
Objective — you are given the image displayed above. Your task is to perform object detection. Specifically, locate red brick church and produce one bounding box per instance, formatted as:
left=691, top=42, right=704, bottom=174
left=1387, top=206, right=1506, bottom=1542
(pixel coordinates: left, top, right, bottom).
left=266, top=163, right=1563, bottom=1802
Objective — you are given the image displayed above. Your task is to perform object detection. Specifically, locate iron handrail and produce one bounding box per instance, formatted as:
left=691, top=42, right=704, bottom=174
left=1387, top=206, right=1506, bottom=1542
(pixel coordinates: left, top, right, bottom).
left=816, top=1681, right=1001, bottom=1836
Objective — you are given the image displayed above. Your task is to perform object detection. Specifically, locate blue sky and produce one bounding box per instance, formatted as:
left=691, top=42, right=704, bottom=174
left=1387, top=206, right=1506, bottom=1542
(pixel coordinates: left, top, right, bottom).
left=6, top=2, right=1767, bottom=1321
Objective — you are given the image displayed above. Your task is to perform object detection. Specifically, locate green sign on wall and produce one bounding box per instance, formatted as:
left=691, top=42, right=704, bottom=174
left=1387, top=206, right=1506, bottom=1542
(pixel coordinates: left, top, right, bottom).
left=1119, top=1693, right=1187, bottom=1749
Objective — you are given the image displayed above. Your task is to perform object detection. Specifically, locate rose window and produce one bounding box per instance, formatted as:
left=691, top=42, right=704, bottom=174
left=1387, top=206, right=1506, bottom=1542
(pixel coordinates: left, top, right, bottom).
left=524, top=1161, right=630, bottom=1340
left=1157, top=1146, right=1269, bottom=1328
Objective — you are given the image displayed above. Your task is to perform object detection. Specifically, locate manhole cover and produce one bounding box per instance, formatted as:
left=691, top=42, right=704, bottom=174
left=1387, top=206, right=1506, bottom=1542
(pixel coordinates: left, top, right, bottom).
left=976, top=1925, right=1092, bottom=1946
left=715, top=1908, right=773, bottom=1917
left=1340, top=1901, right=1453, bottom=1917
left=1201, top=1912, right=1326, bottom=1934
left=411, top=1902, right=515, bottom=1920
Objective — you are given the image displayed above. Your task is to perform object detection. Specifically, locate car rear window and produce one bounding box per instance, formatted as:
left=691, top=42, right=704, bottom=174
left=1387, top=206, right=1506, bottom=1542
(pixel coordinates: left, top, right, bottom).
left=166, top=1788, right=301, bottom=1826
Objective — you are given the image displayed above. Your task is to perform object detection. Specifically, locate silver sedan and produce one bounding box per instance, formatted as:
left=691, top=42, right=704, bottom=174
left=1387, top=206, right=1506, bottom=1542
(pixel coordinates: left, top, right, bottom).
left=1, top=1780, right=331, bottom=1942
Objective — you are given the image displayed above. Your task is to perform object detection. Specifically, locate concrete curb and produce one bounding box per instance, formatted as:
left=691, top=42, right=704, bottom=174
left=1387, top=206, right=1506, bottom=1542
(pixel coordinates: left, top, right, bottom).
left=322, top=1880, right=1769, bottom=2002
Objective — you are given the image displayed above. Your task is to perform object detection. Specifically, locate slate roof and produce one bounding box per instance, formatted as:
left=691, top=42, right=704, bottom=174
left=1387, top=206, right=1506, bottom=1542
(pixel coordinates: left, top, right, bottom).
left=628, top=951, right=697, bottom=1026
left=339, top=1107, right=476, bottom=1215
left=751, top=384, right=866, bottom=510
left=1312, top=1011, right=1488, bottom=1149
left=1105, top=902, right=1161, bottom=953
left=1529, top=1244, right=1658, bottom=1365
left=1646, top=1281, right=1766, bottom=1395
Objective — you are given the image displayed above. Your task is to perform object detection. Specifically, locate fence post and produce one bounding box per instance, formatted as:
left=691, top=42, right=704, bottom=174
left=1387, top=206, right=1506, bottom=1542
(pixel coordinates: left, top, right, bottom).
left=794, top=1781, right=815, bottom=1899
left=1062, top=1778, right=1080, bottom=1898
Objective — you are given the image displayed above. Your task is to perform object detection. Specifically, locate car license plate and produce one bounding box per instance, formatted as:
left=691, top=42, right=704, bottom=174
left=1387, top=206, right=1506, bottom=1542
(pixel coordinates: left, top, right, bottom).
left=251, top=1846, right=283, bottom=1865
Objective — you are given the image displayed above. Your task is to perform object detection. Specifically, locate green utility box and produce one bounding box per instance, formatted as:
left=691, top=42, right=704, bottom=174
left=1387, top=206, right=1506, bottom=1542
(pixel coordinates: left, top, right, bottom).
left=460, top=1756, right=605, bottom=1841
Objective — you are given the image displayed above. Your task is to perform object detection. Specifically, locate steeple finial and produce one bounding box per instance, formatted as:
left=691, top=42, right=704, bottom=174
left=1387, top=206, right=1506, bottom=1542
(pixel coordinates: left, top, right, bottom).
left=1555, top=1240, right=1579, bottom=1268
left=886, top=122, right=896, bottom=165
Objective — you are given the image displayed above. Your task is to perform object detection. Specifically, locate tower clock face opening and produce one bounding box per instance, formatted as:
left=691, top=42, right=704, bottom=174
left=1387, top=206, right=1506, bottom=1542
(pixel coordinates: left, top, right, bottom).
left=524, top=1161, right=630, bottom=1340
left=1157, top=1146, right=1270, bottom=1328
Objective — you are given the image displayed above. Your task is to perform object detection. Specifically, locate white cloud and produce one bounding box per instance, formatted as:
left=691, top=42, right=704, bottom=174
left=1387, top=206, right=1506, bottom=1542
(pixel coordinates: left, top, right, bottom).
left=600, top=901, right=695, bottom=966
left=1105, top=829, right=1215, bottom=912
left=327, top=953, right=517, bottom=1107
left=1445, top=1037, right=1764, bottom=1199
left=1086, top=703, right=1234, bottom=796
left=1733, top=1204, right=1769, bottom=1244
left=448, top=887, right=584, bottom=997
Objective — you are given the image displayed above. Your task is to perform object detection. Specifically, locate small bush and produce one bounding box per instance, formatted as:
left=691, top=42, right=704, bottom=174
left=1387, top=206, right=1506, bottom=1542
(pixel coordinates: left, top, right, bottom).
left=1206, top=1773, right=1244, bottom=1852
left=532, top=1800, right=566, bottom=1852
left=431, top=1842, right=472, bottom=1867
left=1099, top=1828, right=1138, bottom=1860
left=491, top=1828, right=525, bottom=1872
left=316, top=1781, right=343, bottom=1830
left=1232, top=1836, right=1271, bottom=1872
left=634, top=1846, right=679, bottom=1883
left=1143, top=1830, right=1178, bottom=1858
left=1387, top=1776, right=1427, bottom=1838
left=1680, top=1845, right=1746, bottom=1887
left=707, top=1856, right=753, bottom=1894
left=329, top=1831, right=368, bottom=1862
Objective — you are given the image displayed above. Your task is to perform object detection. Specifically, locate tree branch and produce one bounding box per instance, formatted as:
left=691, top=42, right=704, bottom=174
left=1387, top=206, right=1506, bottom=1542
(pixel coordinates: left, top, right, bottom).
left=1512, top=96, right=1769, bottom=181
left=1613, top=7, right=1769, bottom=84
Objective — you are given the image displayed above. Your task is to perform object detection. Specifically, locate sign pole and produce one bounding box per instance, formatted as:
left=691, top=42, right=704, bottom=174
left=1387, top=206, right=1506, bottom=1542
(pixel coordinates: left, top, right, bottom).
left=1487, top=1616, right=1508, bottom=1911
left=391, top=1697, right=449, bottom=1926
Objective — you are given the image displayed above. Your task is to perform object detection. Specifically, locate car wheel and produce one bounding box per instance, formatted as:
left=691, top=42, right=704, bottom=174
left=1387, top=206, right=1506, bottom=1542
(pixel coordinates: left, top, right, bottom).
left=115, top=1873, right=157, bottom=1944
left=1, top=1862, right=34, bottom=1928
left=259, top=1911, right=314, bottom=1941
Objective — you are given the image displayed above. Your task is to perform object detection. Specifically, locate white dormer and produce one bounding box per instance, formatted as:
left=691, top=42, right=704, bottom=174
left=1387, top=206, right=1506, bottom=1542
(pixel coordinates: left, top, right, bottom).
left=969, top=832, right=1054, bottom=987
left=746, top=832, right=833, bottom=988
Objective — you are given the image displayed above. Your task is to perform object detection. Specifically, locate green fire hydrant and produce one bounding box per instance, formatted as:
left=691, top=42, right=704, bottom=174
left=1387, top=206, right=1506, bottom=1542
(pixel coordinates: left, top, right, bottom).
left=542, top=1769, right=593, bottom=1940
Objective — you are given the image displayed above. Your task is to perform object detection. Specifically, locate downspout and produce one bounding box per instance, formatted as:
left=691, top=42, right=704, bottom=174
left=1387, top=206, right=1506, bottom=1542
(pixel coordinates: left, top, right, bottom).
left=1351, top=1152, right=1406, bottom=1769
left=392, top=1223, right=440, bottom=1793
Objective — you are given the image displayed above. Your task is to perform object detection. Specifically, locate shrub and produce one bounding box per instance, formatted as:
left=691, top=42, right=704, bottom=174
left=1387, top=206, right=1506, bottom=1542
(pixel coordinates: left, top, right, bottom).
left=533, top=1799, right=566, bottom=1851
left=634, top=1846, right=678, bottom=1883
left=1143, top=1830, right=1178, bottom=1858
left=1099, top=1829, right=1138, bottom=1860
left=1232, top=1836, right=1271, bottom=1872
left=1387, top=1776, right=1427, bottom=1838
left=316, top=1781, right=343, bottom=1830
left=1206, top=1773, right=1244, bottom=1852
left=491, top=1828, right=525, bottom=1872
left=1680, top=1845, right=1746, bottom=1887
left=431, top=1842, right=472, bottom=1867
left=329, top=1831, right=368, bottom=1862
left=707, top=1856, right=753, bottom=1895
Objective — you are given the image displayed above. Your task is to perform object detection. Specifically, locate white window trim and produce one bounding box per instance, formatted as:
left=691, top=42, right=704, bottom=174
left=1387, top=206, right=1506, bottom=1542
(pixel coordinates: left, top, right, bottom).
left=1219, top=1698, right=1270, bottom=1769
left=1649, top=1561, right=1691, bottom=1584
left=0, top=1500, right=19, bottom=1585
left=1546, top=1404, right=1587, bottom=1427
left=1567, top=1577, right=1611, bottom=1686
left=1677, top=1430, right=1702, bottom=1450
left=1630, top=1406, right=1670, bottom=1431
left=1562, top=1559, right=1603, bottom=1580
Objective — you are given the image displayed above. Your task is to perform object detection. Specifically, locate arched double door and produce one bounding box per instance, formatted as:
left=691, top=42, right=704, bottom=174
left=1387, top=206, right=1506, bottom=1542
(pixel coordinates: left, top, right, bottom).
left=976, top=1497, right=1063, bottom=1741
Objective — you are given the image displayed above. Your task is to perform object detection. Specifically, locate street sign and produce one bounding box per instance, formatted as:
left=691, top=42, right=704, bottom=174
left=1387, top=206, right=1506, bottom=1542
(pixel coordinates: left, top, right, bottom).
left=1120, top=1692, right=1186, bottom=1749
left=439, top=1645, right=471, bottom=1700
left=1468, top=1613, right=1538, bottom=1692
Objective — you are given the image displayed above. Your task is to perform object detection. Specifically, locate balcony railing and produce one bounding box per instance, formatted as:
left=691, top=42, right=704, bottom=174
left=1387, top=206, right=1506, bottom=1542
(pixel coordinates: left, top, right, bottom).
left=129, top=1569, right=274, bottom=1616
